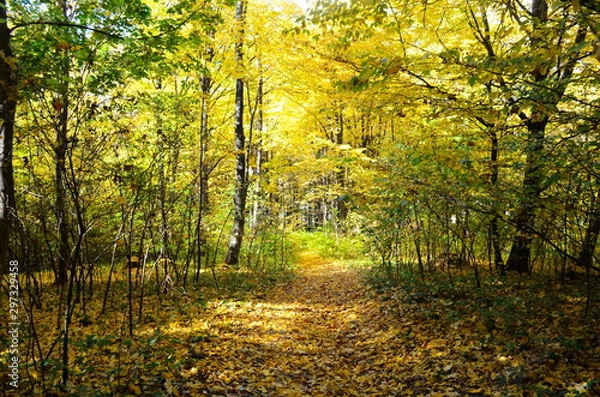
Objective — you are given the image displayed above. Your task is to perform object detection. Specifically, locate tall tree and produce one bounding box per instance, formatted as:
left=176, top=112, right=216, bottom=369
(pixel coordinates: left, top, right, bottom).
left=196, top=26, right=215, bottom=278
left=0, top=0, right=17, bottom=274
left=52, top=0, right=72, bottom=286
left=505, top=0, right=588, bottom=272
left=12, top=0, right=153, bottom=283
left=225, top=0, right=248, bottom=265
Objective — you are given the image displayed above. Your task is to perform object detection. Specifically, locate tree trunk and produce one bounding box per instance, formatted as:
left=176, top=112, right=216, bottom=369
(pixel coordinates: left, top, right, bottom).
left=489, top=130, right=505, bottom=275
left=505, top=120, right=547, bottom=273
left=195, top=36, right=213, bottom=280
left=505, top=0, right=586, bottom=273
left=577, top=194, right=600, bottom=270
left=504, top=0, right=549, bottom=273
left=0, top=0, right=17, bottom=275
left=225, top=0, right=248, bottom=265
left=199, top=65, right=212, bottom=212
left=250, top=74, right=264, bottom=229
left=54, top=68, right=70, bottom=285
left=334, top=108, right=346, bottom=232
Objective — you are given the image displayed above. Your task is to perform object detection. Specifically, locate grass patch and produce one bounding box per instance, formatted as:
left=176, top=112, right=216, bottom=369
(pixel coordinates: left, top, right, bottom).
left=289, top=230, right=368, bottom=262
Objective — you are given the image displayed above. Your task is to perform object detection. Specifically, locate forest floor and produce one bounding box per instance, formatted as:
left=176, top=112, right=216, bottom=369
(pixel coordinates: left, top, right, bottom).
left=181, top=252, right=599, bottom=397
left=4, top=251, right=599, bottom=396
left=192, top=251, right=399, bottom=396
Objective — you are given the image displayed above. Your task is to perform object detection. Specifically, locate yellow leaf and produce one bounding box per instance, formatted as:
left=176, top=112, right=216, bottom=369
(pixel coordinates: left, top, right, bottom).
left=130, top=384, right=142, bottom=395
left=164, top=379, right=174, bottom=394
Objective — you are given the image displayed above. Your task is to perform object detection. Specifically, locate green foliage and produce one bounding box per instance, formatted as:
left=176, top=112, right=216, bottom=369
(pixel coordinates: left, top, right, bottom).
left=243, top=229, right=295, bottom=272
left=289, top=230, right=366, bottom=261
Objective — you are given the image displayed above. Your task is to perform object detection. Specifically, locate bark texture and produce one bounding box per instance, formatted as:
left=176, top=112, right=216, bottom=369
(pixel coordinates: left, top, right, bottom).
left=226, top=0, right=248, bottom=265
left=0, top=0, right=17, bottom=274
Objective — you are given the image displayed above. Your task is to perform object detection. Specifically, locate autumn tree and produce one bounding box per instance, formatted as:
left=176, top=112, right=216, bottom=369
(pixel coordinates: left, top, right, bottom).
left=226, top=0, right=248, bottom=265
left=0, top=0, right=17, bottom=275
left=300, top=0, right=600, bottom=276
left=501, top=0, right=585, bottom=272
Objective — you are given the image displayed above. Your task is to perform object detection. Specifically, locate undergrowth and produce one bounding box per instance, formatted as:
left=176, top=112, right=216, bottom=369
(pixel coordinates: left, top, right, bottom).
left=364, top=265, right=600, bottom=396
left=0, top=229, right=295, bottom=395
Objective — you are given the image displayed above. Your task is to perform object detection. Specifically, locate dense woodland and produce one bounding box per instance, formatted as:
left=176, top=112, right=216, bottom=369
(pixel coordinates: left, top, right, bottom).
left=0, top=0, right=599, bottom=395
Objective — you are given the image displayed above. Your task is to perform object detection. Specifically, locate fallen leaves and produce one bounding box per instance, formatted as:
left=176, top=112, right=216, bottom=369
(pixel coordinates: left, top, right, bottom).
left=2, top=252, right=598, bottom=396
left=182, top=254, right=599, bottom=396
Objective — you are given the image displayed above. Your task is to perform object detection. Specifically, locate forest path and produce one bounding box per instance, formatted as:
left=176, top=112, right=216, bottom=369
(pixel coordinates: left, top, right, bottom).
left=186, top=252, right=599, bottom=397
left=193, top=252, right=417, bottom=396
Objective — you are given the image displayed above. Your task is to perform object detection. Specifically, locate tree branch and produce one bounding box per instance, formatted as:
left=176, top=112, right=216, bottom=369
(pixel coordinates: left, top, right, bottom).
left=10, top=20, right=122, bottom=38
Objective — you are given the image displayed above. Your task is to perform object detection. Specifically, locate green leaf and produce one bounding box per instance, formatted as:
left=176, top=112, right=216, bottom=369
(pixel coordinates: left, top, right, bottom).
left=568, top=40, right=590, bottom=53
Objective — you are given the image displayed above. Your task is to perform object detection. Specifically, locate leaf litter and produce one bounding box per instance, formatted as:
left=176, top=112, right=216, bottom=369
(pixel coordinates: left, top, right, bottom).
left=4, top=252, right=599, bottom=396
left=176, top=252, right=600, bottom=396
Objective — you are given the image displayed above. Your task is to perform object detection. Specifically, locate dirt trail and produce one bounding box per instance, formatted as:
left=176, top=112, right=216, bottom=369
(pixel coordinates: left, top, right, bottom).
left=193, top=252, right=415, bottom=396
